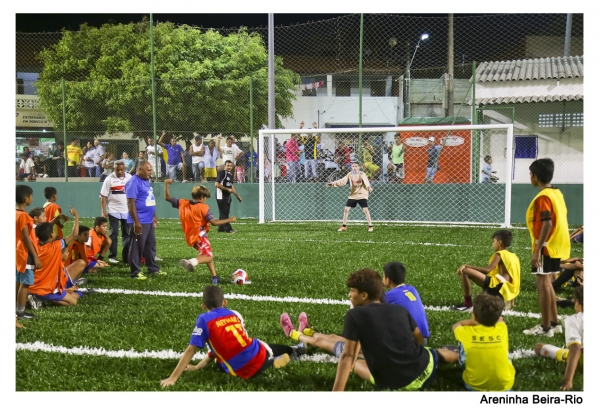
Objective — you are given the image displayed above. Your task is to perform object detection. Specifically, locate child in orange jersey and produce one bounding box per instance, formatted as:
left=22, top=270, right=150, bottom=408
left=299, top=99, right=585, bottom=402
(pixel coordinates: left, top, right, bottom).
left=164, top=179, right=237, bottom=285
left=66, top=226, right=104, bottom=277
left=16, top=185, right=41, bottom=319
left=85, top=217, right=111, bottom=266
left=43, top=186, right=65, bottom=239
left=29, top=207, right=88, bottom=306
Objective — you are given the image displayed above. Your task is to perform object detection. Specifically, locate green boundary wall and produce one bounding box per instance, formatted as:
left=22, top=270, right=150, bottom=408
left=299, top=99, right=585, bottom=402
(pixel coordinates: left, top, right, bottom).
left=17, top=182, right=582, bottom=225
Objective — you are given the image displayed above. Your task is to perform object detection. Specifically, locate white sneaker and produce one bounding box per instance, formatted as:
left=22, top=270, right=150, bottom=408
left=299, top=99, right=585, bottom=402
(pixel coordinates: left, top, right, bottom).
left=552, top=324, right=563, bottom=334
left=108, top=257, right=119, bottom=264
left=179, top=259, right=194, bottom=272
left=154, top=256, right=163, bottom=261
left=523, top=324, right=554, bottom=337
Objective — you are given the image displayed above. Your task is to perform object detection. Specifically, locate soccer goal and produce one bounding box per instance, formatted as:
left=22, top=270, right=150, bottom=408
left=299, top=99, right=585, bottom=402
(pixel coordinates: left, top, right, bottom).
left=258, top=124, right=514, bottom=226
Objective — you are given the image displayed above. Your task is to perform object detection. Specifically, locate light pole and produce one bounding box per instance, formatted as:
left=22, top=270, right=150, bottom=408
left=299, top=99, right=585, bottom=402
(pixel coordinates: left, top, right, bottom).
left=405, top=33, right=429, bottom=118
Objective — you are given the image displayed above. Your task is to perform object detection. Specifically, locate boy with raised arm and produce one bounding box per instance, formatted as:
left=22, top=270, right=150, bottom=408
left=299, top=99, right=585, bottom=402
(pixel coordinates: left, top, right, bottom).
left=452, top=230, right=521, bottom=311
left=164, top=179, right=236, bottom=285
left=161, top=285, right=291, bottom=387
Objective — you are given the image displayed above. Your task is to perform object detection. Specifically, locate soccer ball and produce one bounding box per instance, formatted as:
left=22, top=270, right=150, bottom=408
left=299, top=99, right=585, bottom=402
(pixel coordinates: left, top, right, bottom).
left=230, top=269, right=251, bottom=285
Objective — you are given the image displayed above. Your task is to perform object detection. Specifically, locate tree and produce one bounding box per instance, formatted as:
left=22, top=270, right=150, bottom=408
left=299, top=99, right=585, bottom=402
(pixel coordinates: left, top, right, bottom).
left=36, top=21, right=300, bottom=137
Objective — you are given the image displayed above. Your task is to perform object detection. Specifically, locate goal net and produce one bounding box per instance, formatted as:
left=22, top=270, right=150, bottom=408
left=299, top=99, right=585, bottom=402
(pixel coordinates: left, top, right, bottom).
left=258, top=124, right=514, bottom=226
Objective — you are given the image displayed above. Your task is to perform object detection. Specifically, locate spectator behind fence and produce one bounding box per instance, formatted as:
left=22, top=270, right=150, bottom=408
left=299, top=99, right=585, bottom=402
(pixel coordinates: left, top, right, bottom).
left=93, top=139, right=106, bottom=177
left=121, top=152, right=135, bottom=174
left=190, top=134, right=206, bottom=182
left=285, top=134, right=301, bottom=183
left=334, top=139, right=352, bottom=172
left=146, top=136, right=163, bottom=179
left=66, top=138, right=83, bottom=178
left=33, top=156, right=48, bottom=178
left=303, top=122, right=320, bottom=182
left=52, top=142, right=65, bottom=178
left=83, top=141, right=96, bottom=177
left=99, top=152, right=116, bottom=182
left=216, top=135, right=243, bottom=172
left=159, top=132, right=188, bottom=183
left=17, top=153, right=35, bottom=181
left=203, top=139, right=220, bottom=181
left=131, top=151, right=146, bottom=175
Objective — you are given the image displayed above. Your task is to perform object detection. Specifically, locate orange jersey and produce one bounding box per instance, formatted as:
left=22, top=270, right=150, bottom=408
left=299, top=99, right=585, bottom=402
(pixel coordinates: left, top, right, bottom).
left=86, top=229, right=106, bottom=259
left=43, top=202, right=63, bottom=239
left=172, top=198, right=213, bottom=247
left=66, top=240, right=88, bottom=266
left=530, top=196, right=555, bottom=256
left=16, top=210, right=33, bottom=272
left=29, top=240, right=67, bottom=296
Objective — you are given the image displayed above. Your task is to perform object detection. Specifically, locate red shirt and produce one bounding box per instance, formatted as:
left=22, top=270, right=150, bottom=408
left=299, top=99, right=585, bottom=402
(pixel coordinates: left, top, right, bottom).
left=285, top=138, right=300, bottom=162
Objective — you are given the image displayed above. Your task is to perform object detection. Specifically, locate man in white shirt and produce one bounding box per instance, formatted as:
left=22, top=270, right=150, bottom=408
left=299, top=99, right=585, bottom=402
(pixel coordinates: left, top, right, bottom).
left=93, top=139, right=106, bottom=177
left=146, top=136, right=163, bottom=178
left=100, top=160, right=132, bottom=264
left=17, top=153, right=36, bottom=181
left=190, top=134, right=206, bottom=182
left=83, top=143, right=96, bottom=177
left=216, top=135, right=243, bottom=169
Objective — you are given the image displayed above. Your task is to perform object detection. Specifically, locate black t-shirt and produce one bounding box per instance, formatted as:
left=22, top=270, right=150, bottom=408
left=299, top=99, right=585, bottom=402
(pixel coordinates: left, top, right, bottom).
left=342, top=303, right=430, bottom=390
left=215, top=169, right=233, bottom=200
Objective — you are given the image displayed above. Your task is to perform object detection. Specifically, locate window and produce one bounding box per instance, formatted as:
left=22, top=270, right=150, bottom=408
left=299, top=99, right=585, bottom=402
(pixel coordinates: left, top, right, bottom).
left=538, top=113, right=584, bottom=128
left=572, top=113, right=584, bottom=127
left=538, top=114, right=554, bottom=127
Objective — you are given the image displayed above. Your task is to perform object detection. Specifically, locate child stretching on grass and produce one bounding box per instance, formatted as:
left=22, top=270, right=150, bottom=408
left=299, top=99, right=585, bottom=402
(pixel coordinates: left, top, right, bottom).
left=452, top=292, right=515, bottom=391
left=164, top=179, right=237, bottom=285
left=16, top=185, right=41, bottom=320
left=161, top=285, right=291, bottom=387
left=535, top=285, right=583, bottom=391
left=28, top=207, right=90, bottom=307
left=452, top=230, right=520, bottom=312
left=326, top=162, right=374, bottom=232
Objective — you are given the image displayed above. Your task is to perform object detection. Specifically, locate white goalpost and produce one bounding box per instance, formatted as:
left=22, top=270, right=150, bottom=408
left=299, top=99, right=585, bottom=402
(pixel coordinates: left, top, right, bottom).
left=259, top=124, right=514, bottom=227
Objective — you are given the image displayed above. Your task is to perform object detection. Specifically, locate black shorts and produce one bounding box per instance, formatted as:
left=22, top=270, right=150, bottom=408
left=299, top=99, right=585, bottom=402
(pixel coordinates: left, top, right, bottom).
left=346, top=199, right=368, bottom=208
left=483, top=276, right=504, bottom=298
left=531, top=255, right=561, bottom=275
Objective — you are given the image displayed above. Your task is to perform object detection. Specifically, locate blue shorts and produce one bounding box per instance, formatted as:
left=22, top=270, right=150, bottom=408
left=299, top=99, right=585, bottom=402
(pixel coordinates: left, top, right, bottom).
left=16, top=269, right=34, bottom=285
left=83, top=260, right=98, bottom=274
left=333, top=341, right=345, bottom=358
left=39, top=290, right=68, bottom=302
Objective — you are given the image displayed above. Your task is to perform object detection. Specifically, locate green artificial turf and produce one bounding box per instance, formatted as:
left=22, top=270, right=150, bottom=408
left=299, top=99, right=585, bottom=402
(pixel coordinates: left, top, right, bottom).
left=16, top=219, right=584, bottom=391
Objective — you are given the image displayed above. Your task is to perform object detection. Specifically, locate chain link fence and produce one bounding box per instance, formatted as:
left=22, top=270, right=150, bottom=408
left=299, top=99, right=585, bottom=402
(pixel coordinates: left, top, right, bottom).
left=16, top=14, right=583, bottom=184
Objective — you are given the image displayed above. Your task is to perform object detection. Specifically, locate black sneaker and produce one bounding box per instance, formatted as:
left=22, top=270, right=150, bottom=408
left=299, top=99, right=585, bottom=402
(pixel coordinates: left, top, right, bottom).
left=451, top=303, right=473, bottom=312
left=16, top=311, right=35, bottom=319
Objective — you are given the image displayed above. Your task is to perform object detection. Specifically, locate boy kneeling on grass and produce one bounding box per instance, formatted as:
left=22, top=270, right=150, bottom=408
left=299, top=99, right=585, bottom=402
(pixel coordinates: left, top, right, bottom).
left=451, top=293, right=515, bottom=391
left=452, top=229, right=520, bottom=311
left=534, top=285, right=583, bottom=391
left=161, top=285, right=293, bottom=387
left=28, top=207, right=93, bottom=307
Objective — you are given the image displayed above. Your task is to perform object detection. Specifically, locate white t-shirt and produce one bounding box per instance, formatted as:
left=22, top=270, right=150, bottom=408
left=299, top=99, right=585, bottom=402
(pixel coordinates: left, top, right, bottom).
left=146, top=144, right=163, bottom=163
left=191, top=143, right=205, bottom=164
left=100, top=172, right=132, bottom=216
left=20, top=157, right=35, bottom=173
left=84, top=148, right=96, bottom=168
left=93, top=144, right=106, bottom=166
left=564, top=312, right=583, bottom=348
left=220, top=145, right=242, bottom=166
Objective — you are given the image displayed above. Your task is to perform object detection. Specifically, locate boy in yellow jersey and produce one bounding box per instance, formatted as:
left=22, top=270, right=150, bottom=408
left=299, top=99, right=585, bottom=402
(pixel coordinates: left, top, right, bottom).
left=534, top=286, right=583, bottom=391
left=452, top=230, right=520, bottom=311
left=452, top=293, right=515, bottom=391
left=523, top=158, right=570, bottom=337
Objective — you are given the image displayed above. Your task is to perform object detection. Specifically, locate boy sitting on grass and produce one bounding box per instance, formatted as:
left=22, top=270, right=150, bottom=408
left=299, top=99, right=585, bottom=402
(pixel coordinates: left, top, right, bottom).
left=65, top=226, right=104, bottom=277
left=28, top=207, right=89, bottom=306
left=161, top=285, right=291, bottom=387
left=85, top=217, right=111, bottom=267
left=535, top=285, right=583, bottom=391
left=452, top=293, right=515, bottom=391
left=164, top=179, right=237, bottom=285
left=452, top=229, right=520, bottom=311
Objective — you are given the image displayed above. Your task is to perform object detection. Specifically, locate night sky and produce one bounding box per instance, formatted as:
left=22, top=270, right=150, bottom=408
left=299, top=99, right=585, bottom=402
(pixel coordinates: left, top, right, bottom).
left=16, top=14, right=349, bottom=32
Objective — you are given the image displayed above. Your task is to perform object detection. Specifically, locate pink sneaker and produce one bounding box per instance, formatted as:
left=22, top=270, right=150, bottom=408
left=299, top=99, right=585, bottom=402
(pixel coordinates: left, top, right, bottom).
left=298, top=312, right=310, bottom=334
left=280, top=313, right=295, bottom=337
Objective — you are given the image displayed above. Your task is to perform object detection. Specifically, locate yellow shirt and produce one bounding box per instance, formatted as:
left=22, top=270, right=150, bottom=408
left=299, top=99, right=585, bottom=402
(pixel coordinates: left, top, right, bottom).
left=487, top=250, right=520, bottom=301
left=526, top=188, right=570, bottom=260
left=66, top=145, right=83, bottom=167
left=454, top=322, right=515, bottom=391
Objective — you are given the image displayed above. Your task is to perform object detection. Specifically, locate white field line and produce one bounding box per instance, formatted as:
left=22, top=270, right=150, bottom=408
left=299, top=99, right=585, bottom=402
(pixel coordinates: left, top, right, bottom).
left=93, top=288, right=564, bottom=320
left=15, top=341, right=536, bottom=362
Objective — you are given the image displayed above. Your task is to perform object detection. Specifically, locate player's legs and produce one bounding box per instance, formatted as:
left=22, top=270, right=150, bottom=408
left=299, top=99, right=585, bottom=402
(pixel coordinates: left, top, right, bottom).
left=352, top=359, right=372, bottom=382
left=362, top=207, right=372, bottom=226
left=142, top=224, right=160, bottom=273
left=99, top=237, right=111, bottom=258
left=435, top=347, right=459, bottom=364
left=342, top=206, right=351, bottom=225
left=57, top=291, right=80, bottom=306
left=460, top=267, right=487, bottom=296
left=217, top=199, right=233, bottom=232
left=108, top=215, right=120, bottom=258
left=66, top=259, right=87, bottom=281
left=536, top=274, right=554, bottom=329
left=120, top=218, right=131, bottom=263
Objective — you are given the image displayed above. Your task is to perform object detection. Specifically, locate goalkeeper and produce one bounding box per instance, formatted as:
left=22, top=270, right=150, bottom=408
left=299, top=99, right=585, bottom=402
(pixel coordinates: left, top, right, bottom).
left=326, top=162, right=374, bottom=232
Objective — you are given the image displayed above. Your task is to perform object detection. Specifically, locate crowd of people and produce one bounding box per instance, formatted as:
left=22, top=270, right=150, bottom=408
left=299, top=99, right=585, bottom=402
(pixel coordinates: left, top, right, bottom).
left=15, top=156, right=582, bottom=391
